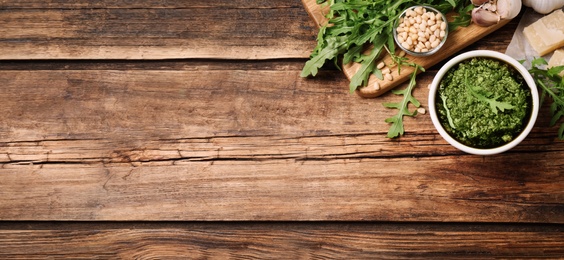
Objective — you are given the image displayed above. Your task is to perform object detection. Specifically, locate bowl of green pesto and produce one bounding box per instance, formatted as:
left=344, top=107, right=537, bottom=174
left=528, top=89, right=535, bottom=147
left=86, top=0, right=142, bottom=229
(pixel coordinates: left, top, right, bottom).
left=428, top=50, right=539, bottom=155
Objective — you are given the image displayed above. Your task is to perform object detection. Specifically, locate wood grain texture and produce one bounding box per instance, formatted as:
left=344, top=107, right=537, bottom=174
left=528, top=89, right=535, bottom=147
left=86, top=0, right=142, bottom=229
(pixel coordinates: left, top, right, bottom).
left=0, top=223, right=562, bottom=259
left=0, top=0, right=317, bottom=59
left=301, top=0, right=512, bottom=97
left=0, top=67, right=562, bottom=222
left=1, top=0, right=562, bottom=257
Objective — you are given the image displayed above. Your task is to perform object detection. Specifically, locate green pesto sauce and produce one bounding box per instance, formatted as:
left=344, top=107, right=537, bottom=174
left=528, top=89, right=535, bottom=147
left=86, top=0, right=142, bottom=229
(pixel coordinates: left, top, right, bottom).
left=436, top=57, right=531, bottom=149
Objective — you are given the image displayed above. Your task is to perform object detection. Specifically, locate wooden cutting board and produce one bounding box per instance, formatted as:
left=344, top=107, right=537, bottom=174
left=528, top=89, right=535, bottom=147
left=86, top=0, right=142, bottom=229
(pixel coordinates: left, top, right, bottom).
left=302, top=0, right=511, bottom=98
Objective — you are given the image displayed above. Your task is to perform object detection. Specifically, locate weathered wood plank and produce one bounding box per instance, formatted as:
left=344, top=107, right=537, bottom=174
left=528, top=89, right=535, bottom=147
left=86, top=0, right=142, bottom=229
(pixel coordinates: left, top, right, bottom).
left=0, top=67, right=562, bottom=221
left=0, top=0, right=317, bottom=59
left=0, top=157, right=562, bottom=222
left=0, top=223, right=562, bottom=259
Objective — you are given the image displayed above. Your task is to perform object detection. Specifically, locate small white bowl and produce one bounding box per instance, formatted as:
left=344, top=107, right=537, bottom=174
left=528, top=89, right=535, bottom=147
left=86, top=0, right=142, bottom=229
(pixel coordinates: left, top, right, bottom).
left=428, top=50, right=539, bottom=155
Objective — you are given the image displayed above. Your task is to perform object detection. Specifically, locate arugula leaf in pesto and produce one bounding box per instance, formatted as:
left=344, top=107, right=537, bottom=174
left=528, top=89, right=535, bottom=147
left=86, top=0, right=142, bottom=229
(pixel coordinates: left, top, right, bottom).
left=464, top=74, right=514, bottom=114
left=439, top=92, right=456, bottom=129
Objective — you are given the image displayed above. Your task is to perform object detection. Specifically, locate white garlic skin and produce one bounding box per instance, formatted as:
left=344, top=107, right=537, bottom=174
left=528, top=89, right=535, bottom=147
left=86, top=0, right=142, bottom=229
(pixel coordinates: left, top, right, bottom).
left=523, top=0, right=564, bottom=14
left=497, top=0, right=522, bottom=19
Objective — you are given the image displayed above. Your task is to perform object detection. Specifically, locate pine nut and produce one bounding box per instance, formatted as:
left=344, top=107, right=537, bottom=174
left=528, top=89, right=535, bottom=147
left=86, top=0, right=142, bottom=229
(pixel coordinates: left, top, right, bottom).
left=377, top=62, right=385, bottom=69
left=419, top=23, right=426, bottom=31
left=401, top=42, right=410, bottom=50
left=417, top=42, right=425, bottom=49
left=422, top=13, right=429, bottom=20
left=373, top=82, right=380, bottom=90
left=415, top=6, right=423, bottom=15
left=431, top=39, right=440, bottom=48
left=417, top=107, right=426, bottom=114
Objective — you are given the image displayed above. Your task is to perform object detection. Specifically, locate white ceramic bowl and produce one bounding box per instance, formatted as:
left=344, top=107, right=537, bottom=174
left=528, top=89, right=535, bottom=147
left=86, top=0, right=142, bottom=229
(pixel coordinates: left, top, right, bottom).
left=428, top=50, right=539, bottom=155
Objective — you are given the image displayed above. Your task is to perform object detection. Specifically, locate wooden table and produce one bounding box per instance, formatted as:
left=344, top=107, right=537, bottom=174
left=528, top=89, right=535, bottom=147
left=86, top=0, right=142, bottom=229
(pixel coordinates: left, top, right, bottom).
left=0, top=1, right=562, bottom=258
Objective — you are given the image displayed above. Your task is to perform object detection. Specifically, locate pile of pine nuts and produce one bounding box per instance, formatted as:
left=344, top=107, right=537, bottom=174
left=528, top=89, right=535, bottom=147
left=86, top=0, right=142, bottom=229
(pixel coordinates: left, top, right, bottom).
left=395, top=6, right=447, bottom=54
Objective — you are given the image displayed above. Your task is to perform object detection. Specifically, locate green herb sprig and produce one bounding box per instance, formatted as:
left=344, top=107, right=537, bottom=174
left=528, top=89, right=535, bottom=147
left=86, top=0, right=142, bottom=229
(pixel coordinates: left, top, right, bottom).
left=464, top=74, right=514, bottom=114
left=383, top=64, right=424, bottom=138
left=528, top=57, right=564, bottom=139
left=301, top=0, right=473, bottom=138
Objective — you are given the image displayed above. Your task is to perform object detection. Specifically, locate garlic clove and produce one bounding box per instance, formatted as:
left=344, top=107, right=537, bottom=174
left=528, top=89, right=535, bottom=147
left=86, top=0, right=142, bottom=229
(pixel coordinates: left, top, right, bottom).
left=472, top=7, right=501, bottom=27
left=497, top=0, right=522, bottom=19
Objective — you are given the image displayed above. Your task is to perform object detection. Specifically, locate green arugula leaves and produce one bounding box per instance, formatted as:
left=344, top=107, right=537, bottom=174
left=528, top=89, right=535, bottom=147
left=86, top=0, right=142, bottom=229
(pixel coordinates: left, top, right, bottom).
left=529, top=57, right=564, bottom=140
left=383, top=65, right=424, bottom=138
left=302, top=0, right=472, bottom=138
left=350, top=36, right=387, bottom=92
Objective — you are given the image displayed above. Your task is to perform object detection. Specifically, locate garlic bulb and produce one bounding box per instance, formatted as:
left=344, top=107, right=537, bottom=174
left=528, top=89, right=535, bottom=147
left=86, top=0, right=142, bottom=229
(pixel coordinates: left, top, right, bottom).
left=523, top=0, right=564, bottom=14
left=471, top=0, right=522, bottom=27
left=497, top=0, right=522, bottom=19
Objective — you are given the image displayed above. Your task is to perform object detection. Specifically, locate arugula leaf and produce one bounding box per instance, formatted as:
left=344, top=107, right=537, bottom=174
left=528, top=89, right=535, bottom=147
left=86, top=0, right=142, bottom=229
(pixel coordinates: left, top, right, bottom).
left=529, top=57, right=564, bottom=140
left=464, top=75, right=514, bottom=114
left=532, top=56, right=548, bottom=67
left=373, top=68, right=384, bottom=80
left=548, top=66, right=564, bottom=78
left=550, top=109, right=564, bottom=127
left=448, top=3, right=474, bottom=32
left=343, top=44, right=364, bottom=65
left=383, top=66, right=423, bottom=138
left=446, top=0, right=457, bottom=7
left=349, top=36, right=387, bottom=92
left=301, top=36, right=347, bottom=77
left=439, top=92, right=456, bottom=129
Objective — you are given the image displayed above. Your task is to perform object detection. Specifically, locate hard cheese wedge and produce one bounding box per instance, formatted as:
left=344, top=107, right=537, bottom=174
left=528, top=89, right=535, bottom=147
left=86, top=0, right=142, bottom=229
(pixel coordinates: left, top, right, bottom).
left=548, top=48, right=564, bottom=77
left=523, top=9, right=564, bottom=56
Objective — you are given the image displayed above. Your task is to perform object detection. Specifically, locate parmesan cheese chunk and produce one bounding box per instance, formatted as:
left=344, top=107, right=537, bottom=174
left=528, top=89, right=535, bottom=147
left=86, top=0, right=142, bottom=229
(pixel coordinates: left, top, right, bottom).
left=548, top=48, right=564, bottom=77
left=523, top=9, right=564, bottom=56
